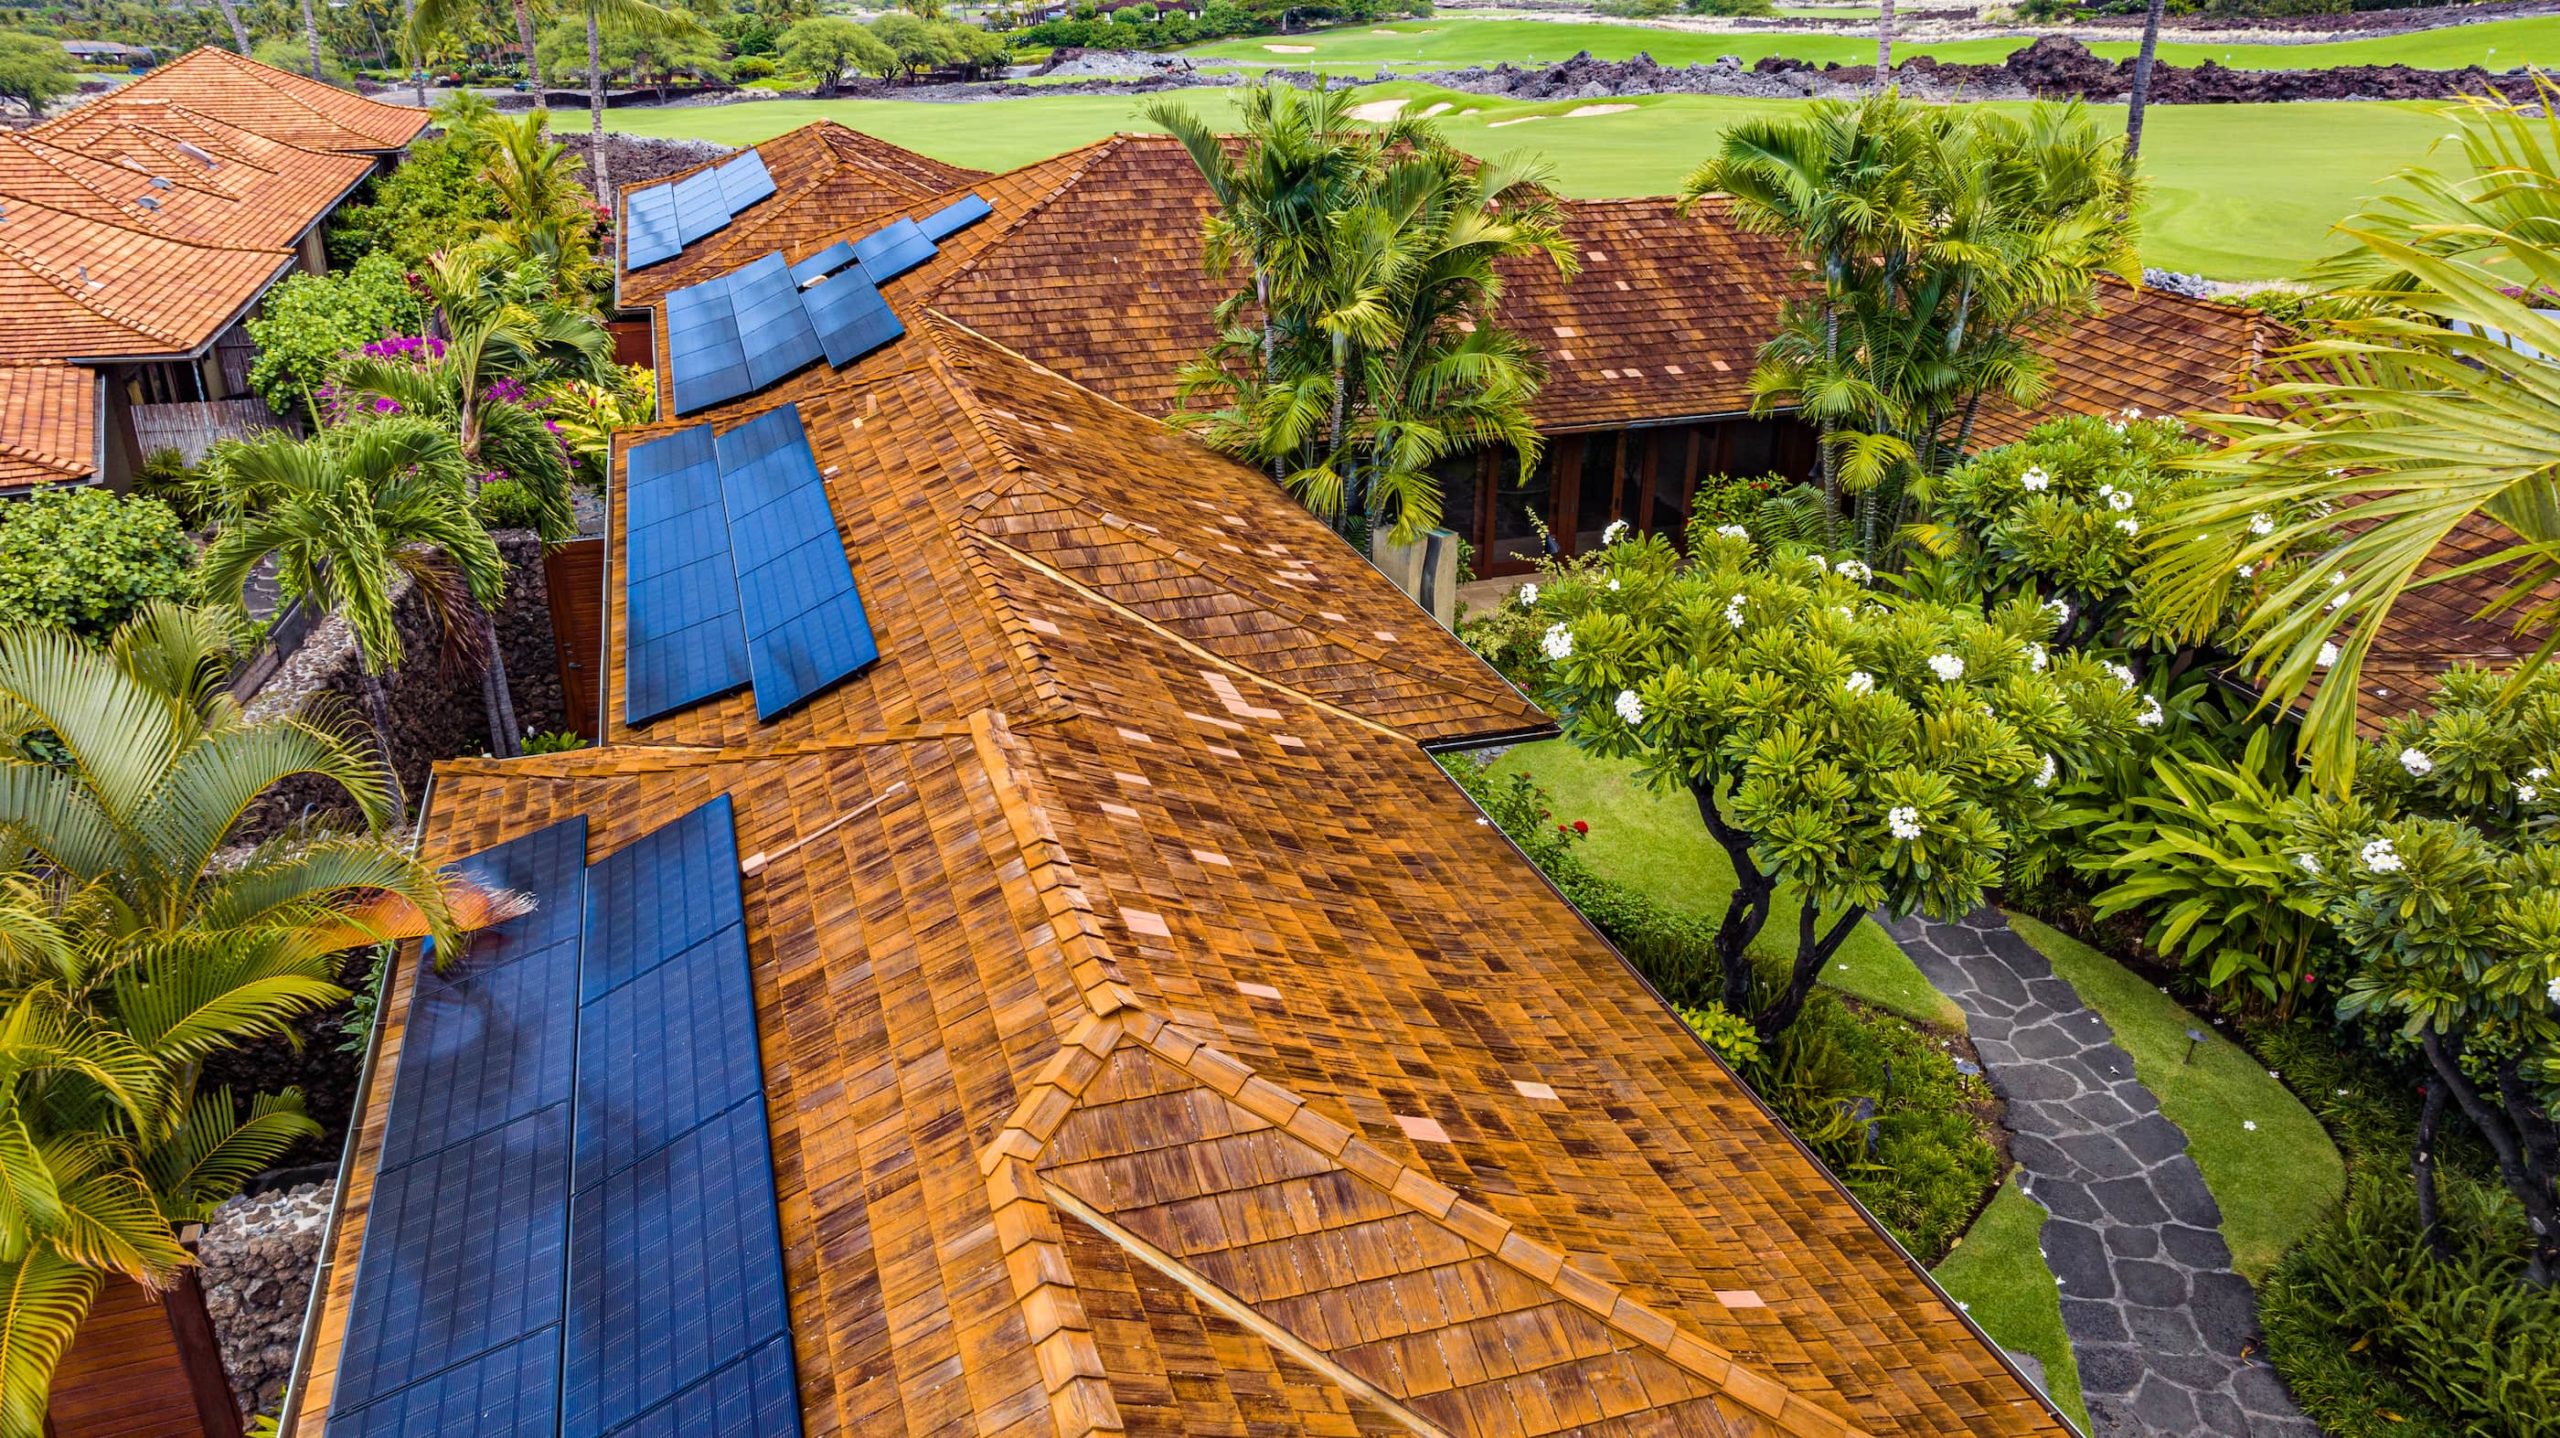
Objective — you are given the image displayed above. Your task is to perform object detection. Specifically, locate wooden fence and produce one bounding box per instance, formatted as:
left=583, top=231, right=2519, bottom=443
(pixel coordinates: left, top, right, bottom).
left=130, top=399, right=285, bottom=465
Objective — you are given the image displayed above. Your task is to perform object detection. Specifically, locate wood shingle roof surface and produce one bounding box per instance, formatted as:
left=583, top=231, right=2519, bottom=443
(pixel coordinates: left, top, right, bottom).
left=298, top=311, right=2073, bottom=1437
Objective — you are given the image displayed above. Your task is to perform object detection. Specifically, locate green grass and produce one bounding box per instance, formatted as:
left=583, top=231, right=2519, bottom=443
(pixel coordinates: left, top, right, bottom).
left=2004, top=912, right=2343, bottom=1281
left=604, top=85, right=2455, bottom=278
left=1932, top=1176, right=2090, bottom=1432
left=1178, top=13, right=2560, bottom=72
left=1483, top=739, right=1962, bottom=1027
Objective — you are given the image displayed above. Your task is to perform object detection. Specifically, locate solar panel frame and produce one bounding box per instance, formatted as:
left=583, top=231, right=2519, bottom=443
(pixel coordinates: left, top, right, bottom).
left=787, top=240, right=855, bottom=289
left=853, top=217, right=936, bottom=285
left=669, top=167, right=733, bottom=245
left=572, top=923, right=762, bottom=1185
left=724, top=253, right=824, bottom=391
left=664, top=272, right=749, bottom=416
left=713, top=150, right=776, bottom=213
left=917, top=193, right=992, bottom=242
left=578, top=795, right=747, bottom=1003
left=328, top=1330, right=562, bottom=1438
left=622, top=427, right=751, bottom=725
left=623, top=184, right=683, bottom=271
left=604, top=1334, right=799, bottom=1438
left=798, top=266, right=904, bottom=370
left=713, top=406, right=879, bottom=719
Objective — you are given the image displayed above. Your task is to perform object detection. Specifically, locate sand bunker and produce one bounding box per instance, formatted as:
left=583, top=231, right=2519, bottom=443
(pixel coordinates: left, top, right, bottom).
left=1262, top=43, right=1314, bottom=53
left=1347, top=98, right=1409, bottom=122
left=1565, top=103, right=1639, bottom=118
left=1486, top=115, right=1547, bottom=129
left=1418, top=101, right=1453, bottom=118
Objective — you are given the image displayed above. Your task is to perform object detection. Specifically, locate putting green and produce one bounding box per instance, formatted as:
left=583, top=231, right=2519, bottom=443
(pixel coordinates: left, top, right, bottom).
left=1178, top=13, right=2560, bottom=72
left=604, top=84, right=2453, bottom=279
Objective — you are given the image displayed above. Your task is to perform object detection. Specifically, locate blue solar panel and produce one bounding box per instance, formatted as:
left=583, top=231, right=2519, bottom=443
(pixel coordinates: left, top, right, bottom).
left=853, top=217, right=936, bottom=284
left=335, top=1105, right=573, bottom=1411
left=623, top=427, right=749, bottom=725
left=714, top=150, right=776, bottom=213
left=670, top=168, right=732, bottom=245
left=376, top=935, right=582, bottom=1171
left=918, top=193, right=992, bottom=242
left=561, top=1103, right=794, bottom=1437
left=725, top=253, right=824, bottom=390
left=573, top=923, right=761, bottom=1184
left=800, top=265, right=904, bottom=369
left=579, top=795, right=745, bottom=1003
left=665, top=273, right=747, bottom=416
left=714, top=407, right=878, bottom=719
left=788, top=240, right=855, bottom=289
left=606, top=1335, right=799, bottom=1438
left=329, top=1331, right=560, bottom=1438
left=624, top=184, right=682, bottom=271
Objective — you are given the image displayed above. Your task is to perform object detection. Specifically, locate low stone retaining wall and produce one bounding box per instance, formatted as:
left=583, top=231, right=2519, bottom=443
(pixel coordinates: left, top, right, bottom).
left=198, top=1181, right=334, bottom=1421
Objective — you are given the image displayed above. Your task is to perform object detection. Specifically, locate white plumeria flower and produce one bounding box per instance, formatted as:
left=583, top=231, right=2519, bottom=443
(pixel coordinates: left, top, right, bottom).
left=1540, top=624, right=1573, bottom=661
left=2547, top=974, right=2560, bottom=1007
left=1715, top=523, right=1750, bottom=541
left=1614, top=689, right=1645, bottom=726
left=2021, top=466, right=2050, bottom=492
left=2297, top=852, right=2320, bottom=876
left=1928, top=653, right=1965, bottom=682
left=2097, top=483, right=2115, bottom=501
left=1607, top=578, right=1621, bottom=592
left=2136, top=696, right=2165, bottom=727
left=2317, top=643, right=2339, bottom=668
left=2521, top=784, right=2540, bottom=804
left=2248, top=513, right=2275, bottom=536
left=2123, top=405, right=2142, bottom=419
left=2362, top=836, right=2403, bottom=873
left=1806, top=553, right=1829, bottom=573
left=1838, top=559, right=1871, bottom=584
left=2531, top=766, right=2551, bottom=782
left=2236, top=563, right=2255, bottom=579
left=1835, top=606, right=1856, bottom=621
left=2107, top=489, right=2135, bottom=513
left=1844, top=670, right=1875, bottom=696
left=2105, top=662, right=2136, bottom=690
left=1724, top=594, right=1748, bottom=630
left=2400, top=747, right=2434, bottom=777
left=1517, top=582, right=1539, bottom=607
left=2243, top=1120, right=2257, bottom=1132
left=2328, top=590, right=2350, bottom=611
left=2115, top=517, right=2141, bottom=536
left=2034, top=754, right=2056, bottom=789
left=2028, top=642, right=2049, bottom=672
left=1887, top=806, right=1924, bottom=841
left=1603, top=519, right=1631, bottom=545
left=2046, top=598, right=2071, bottom=624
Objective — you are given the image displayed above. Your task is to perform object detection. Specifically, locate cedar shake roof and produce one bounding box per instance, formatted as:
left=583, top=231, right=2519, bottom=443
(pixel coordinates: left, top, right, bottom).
left=0, top=364, right=97, bottom=485
left=295, top=311, right=2071, bottom=1438
left=44, top=48, right=429, bottom=156
left=1969, top=278, right=2280, bottom=448
left=613, top=121, right=987, bottom=308
left=0, top=196, right=288, bottom=362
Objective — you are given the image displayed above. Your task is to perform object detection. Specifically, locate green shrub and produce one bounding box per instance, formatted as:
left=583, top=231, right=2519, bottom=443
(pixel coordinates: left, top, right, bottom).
left=2261, top=1173, right=2560, bottom=1437
left=244, top=254, right=429, bottom=420
left=472, top=479, right=547, bottom=533
left=325, top=122, right=506, bottom=269
left=134, top=448, right=216, bottom=531
left=1682, top=0, right=1776, bottom=13
left=0, top=488, right=193, bottom=638
left=522, top=729, right=589, bottom=754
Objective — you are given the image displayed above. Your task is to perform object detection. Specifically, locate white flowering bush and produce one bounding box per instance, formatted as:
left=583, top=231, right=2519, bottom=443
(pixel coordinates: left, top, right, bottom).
left=2284, top=665, right=2560, bottom=1283
left=1534, top=529, right=2145, bottom=1038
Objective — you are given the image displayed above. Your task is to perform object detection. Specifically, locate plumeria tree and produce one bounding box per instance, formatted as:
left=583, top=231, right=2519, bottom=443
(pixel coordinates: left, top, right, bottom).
left=2287, top=666, right=2560, bottom=1281
left=1530, top=522, right=2146, bottom=1039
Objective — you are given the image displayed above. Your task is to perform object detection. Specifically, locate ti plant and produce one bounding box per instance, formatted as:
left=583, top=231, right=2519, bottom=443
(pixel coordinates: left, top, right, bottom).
left=2287, top=666, right=2560, bottom=1281
left=1533, top=521, right=2144, bottom=1040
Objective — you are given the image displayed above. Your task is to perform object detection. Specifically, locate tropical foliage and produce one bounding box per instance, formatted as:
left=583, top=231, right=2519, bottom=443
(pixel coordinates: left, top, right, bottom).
left=0, top=492, right=193, bottom=641
left=0, top=603, right=462, bottom=1436
left=1684, top=94, right=2141, bottom=560
left=1153, top=83, right=1576, bottom=544
left=243, top=254, right=434, bottom=420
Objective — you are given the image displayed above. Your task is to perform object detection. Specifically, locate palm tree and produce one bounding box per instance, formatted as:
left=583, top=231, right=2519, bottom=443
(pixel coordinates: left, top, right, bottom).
left=2123, top=0, right=2166, bottom=168
left=299, top=0, right=324, bottom=80
left=471, top=115, right=608, bottom=293
left=400, top=0, right=426, bottom=106
left=562, top=0, right=707, bottom=203
left=0, top=602, right=465, bottom=1435
left=413, top=0, right=546, bottom=96
left=1876, top=0, right=1894, bottom=86
left=213, top=0, right=253, bottom=56
left=198, top=420, right=523, bottom=769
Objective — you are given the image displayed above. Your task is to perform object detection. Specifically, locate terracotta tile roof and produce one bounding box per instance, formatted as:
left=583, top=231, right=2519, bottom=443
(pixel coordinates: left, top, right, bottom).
left=0, top=119, right=371, bottom=251
left=45, top=48, right=428, bottom=156
left=0, top=363, right=96, bottom=486
left=295, top=309, right=2070, bottom=1438
left=0, top=196, right=288, bottom=361
left=613, top=121, right=986, bottom=308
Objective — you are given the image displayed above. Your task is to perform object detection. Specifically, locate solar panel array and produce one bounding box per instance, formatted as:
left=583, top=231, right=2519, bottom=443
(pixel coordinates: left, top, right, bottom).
left=851, top=217, right=935, bottom=286
left=715, top=408, right=880, bottom=720
left=621, top=405, right=877, bottom=726
left=332, top=800, right=800, bottom=1438
left=624, top=150, right=782, bottom=272
left=919, top=193, right=993, bottom=243
left=665, top=253, right=823, bottom=415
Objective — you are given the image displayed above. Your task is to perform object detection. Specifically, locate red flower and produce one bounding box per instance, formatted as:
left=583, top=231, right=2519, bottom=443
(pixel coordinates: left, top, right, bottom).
left=1572, top=820, right=1589, bottom=835
left=1556, top=824, right=1571, bottom=835
left=2301, top=973, right=2317, bottom=985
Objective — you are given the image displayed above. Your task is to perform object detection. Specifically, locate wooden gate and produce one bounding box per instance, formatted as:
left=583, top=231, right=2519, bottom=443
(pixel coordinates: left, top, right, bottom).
left=49, top=1271, right=241, bottom=1438
left=545, top=537, right=606, bottom=742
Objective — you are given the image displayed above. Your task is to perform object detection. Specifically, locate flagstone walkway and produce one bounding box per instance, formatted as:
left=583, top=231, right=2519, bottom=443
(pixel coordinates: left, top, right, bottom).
left=1883, top=909, right=2319, bottom=1438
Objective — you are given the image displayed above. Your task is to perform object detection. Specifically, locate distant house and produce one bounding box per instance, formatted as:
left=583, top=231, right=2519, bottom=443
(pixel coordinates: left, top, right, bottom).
left=0, top=47, right=427, bottom=489
left=59, top=39, right=157, bottom=67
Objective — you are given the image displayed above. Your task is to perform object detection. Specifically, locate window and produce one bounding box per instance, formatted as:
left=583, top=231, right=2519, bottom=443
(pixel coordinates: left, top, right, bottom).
left=1489, top=448, right=1553, bottom=570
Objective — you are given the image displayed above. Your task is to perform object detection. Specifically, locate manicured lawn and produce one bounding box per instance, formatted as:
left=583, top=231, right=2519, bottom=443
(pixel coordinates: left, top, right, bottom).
left=1483, top=738, right=1963, bottom=1027
left=1931, top=1176, right=2090, bottom=1432
left=2005, top=913, right=2343, bottom=1281
left=605, top=86, right=2450, bottom=278
left=1178, top=13, right=2560, bottom=71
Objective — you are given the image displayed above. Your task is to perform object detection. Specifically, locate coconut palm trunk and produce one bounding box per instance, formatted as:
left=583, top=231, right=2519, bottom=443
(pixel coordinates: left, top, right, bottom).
left=403, top=0, right=426, bottom=105
left=479, top=611, right=523, bottom=757
left=518, top=0, right=544, bottom=93
left=356, top=667, right=406, bottom=803
left=302, top=0, right=325, bottom=80
left=2124, top=0, right=2166, bottom=167
left=1875, top=0, right=1894, bottom=87
left=588, top=12, right=612, bottom=202
left=215, top=0, right=253, bottom=55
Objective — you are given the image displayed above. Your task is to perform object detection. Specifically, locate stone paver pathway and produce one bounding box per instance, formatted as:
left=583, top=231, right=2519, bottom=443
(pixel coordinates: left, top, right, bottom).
left=1883, top=909, right=2317, bottom=1438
